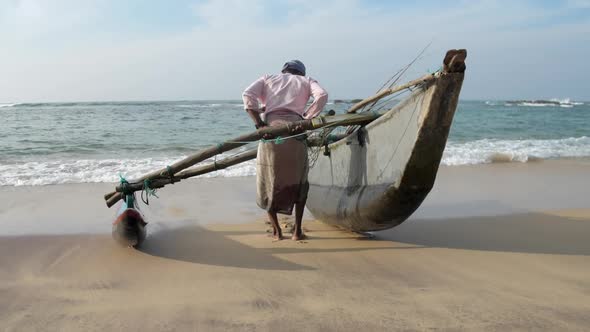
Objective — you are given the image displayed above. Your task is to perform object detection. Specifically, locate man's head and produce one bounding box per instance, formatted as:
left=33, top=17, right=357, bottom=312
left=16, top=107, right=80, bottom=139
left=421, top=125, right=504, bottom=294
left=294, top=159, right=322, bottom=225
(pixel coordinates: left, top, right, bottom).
left=281, top=60, right=306, bottom=76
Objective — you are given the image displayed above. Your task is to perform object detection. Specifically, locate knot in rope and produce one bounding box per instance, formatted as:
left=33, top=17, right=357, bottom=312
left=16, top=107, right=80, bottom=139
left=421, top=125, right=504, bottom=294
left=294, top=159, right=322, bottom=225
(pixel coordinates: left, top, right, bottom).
left=119, top=174, right=130, bottom=193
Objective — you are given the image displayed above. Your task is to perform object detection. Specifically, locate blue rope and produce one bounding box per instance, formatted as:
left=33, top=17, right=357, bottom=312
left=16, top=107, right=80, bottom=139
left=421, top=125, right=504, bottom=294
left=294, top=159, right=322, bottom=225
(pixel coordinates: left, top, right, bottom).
left=143, top=179, right=159, bottom=198
left=259, top=136, right=285, bottom=144
left=118, top=173, right=130, bottom=193
left=141, top=179, right=159, bottom=205
left=118, top=173, right=132, bottom=204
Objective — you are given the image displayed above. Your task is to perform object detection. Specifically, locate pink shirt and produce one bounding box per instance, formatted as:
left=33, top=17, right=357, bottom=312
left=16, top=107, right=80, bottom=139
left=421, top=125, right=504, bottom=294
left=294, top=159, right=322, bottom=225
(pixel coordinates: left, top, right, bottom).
left=242, top=73, right=328, bottom=120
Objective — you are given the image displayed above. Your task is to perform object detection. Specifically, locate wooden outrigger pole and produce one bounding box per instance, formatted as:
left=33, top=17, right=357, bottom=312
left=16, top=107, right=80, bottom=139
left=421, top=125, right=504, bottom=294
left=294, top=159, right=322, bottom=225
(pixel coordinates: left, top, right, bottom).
left=103, top=108, right=396, bottom=207
left=112, top=148, right=258, bottom=197
left=346, top=73, right=437, bottom=114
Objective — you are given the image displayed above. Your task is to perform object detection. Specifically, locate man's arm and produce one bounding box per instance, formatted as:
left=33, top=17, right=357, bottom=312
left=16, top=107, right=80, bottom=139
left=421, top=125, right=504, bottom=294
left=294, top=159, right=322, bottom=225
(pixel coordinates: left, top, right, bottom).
left=303, top=78, right=328, bottom=120
left=246, top=108, right=266, bottom=129
left=242, top=76, right=267, bottom=128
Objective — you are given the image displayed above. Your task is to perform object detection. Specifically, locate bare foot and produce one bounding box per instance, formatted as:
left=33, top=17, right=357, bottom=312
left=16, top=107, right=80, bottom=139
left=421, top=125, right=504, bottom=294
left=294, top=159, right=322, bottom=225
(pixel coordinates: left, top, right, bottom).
left=291, top=232, right=307, bottom=241
left=268, top=228, right=283, bottom=241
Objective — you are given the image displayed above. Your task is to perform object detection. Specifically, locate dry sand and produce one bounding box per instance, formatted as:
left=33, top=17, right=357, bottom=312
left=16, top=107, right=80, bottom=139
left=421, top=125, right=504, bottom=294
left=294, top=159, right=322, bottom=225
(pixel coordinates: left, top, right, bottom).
left=1, top=160, right=589, bottom=331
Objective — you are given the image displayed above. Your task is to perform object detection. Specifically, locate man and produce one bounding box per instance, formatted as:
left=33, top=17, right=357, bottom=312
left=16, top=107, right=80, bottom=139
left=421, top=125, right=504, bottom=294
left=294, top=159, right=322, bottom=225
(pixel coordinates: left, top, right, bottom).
left=242, top=60, right=328, bottom=241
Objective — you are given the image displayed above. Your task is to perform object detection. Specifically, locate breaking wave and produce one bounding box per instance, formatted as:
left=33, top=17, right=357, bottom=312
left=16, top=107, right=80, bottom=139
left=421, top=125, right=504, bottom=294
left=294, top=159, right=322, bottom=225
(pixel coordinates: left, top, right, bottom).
left=442, top=136, right=590, bottom=165
left=0, top=153, right=257, bottom=186
left=2, top=137, right=590, bottom=186
left=505, top=98, right=584, bottom=108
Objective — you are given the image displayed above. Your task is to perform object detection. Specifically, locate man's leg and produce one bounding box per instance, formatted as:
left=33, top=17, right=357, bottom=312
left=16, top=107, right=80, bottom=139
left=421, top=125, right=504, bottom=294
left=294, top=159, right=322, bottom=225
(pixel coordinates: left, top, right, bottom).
left=292, top=197, right=307, bottom=241
left=267, top=211, right=283, bottom=241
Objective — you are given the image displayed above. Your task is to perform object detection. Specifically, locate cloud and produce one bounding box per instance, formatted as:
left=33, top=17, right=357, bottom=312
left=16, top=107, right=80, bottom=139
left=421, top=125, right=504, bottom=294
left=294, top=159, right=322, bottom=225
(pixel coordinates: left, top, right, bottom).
left=0, top=0, right=588, bottom=102
left=0, top=0, right=100, bottom=40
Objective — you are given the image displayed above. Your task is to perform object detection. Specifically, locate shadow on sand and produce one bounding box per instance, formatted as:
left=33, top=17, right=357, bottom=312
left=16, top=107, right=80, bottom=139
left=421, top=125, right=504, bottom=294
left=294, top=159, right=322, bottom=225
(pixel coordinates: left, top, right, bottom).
left=139, top=222, right=416, bottom=269
left=140, top=210, right=589, bottom=270
left=379, top=211, right=590, bottom=256
left=139, top=224, right=314, bottom=271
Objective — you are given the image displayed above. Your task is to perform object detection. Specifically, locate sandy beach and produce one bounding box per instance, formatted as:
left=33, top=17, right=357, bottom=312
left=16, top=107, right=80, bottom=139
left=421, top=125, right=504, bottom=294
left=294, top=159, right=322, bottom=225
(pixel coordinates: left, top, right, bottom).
left=3, top=0, right=589, bottom=330
left=1, top=160, right=589, bottom=331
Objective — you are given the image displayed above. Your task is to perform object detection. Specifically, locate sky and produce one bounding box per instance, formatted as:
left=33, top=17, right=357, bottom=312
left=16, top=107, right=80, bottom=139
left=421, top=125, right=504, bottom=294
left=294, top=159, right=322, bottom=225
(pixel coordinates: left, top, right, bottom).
left=0, top=0, right=589, bottom=102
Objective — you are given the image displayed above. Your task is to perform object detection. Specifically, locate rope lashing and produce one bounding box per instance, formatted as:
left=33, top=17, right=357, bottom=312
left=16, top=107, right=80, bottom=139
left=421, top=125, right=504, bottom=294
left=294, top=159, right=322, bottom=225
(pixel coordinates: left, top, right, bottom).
left=119, top=174, right=133, bottom=205
left=141, top=179, right=159, bottom=205
left=119, top=174, right=129, bottom=191
left=143, top=179, right=159, bottom=198
left=260, top=136, right=285, bottom=144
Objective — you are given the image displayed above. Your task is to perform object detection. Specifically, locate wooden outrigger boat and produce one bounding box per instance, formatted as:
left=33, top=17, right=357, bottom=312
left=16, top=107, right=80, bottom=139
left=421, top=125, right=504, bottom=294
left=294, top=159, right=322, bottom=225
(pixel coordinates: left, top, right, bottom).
left=104, top=49, right=466, bottom=244
left=306, top=50, right=466, bottom=231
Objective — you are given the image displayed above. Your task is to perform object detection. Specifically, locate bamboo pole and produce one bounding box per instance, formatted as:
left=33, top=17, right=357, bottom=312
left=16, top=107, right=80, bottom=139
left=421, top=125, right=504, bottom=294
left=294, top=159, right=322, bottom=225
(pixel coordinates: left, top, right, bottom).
left=106, top=133, right=350, bottom=205
left=347, top=73, right=437, bottom=113
left=104, top=110, right=384, bottom=207
left=114, top=148, right=257, bottom=193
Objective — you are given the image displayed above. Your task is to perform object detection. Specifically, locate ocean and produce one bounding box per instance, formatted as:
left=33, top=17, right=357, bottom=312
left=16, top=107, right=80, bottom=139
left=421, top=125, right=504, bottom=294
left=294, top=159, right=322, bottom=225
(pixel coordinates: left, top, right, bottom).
left=0, top=99, right=588, bottom=186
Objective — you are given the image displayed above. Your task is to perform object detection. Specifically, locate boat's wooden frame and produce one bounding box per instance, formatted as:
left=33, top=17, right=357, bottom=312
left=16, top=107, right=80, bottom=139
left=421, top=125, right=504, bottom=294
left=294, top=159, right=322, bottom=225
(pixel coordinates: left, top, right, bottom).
left=306, top=49, right=466, bottom=231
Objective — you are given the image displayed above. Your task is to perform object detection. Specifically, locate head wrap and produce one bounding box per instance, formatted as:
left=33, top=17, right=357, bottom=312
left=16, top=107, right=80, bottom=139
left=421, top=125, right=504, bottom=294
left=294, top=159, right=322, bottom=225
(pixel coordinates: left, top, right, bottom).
left=281, top=60, right=306, bottom=76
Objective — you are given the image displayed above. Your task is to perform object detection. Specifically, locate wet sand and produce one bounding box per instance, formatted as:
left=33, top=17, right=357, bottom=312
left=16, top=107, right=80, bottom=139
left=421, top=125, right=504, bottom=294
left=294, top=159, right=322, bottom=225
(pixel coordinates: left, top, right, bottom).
left=1, top=160, right=589, bottom=331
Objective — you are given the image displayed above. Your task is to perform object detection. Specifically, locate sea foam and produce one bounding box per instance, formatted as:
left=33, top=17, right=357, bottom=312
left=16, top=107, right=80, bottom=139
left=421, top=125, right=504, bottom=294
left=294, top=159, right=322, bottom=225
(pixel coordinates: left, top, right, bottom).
left=442, top=136, right=590, bottom=165
left=505, top=98, right=583, bottom=108
left=0, top=154, right=257, bottom=186
left=2, top=137, right=589, bottom=186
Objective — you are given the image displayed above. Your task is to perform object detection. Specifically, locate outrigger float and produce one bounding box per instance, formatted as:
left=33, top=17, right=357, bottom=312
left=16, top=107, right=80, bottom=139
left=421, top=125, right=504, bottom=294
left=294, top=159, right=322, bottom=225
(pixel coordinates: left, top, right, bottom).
left=105, top=49, right=466, bottom=247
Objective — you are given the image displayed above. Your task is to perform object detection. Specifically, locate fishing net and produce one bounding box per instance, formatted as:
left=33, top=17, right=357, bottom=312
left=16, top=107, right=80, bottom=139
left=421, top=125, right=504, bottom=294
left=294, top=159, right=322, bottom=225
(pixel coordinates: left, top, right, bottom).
left=306, top=45, right=433, bottom=167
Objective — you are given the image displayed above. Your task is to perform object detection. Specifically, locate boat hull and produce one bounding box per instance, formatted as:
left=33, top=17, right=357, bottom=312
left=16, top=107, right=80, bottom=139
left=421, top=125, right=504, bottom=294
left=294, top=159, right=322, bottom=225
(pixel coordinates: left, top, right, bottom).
left=306, top=68, right=465, bottom=231
left=112, top=201, right=147, bottom=247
